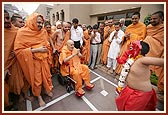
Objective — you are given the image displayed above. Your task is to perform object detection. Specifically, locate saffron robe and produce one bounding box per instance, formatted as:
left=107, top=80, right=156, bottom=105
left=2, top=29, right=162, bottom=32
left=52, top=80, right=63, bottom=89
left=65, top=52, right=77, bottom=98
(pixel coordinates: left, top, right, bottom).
left=46, top=30, right=54, bottom=67
left=4, top=25, right=25, bottom=95
left=59, top=46, right=91, bottom=91
left=116, top=22, right=146, bottom=74
left=143, top=24, right=164, bottom=92
left=101, top=25, right=115, bottom=65
left=81, top=30, right=91, bottom=64
left=14, top=13, right=53, bottom=96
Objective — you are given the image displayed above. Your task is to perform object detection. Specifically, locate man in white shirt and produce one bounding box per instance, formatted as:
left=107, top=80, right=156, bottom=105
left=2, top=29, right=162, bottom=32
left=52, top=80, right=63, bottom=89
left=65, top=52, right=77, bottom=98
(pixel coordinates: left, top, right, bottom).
left=107, top=22, right=124, bottom=75
left=89, top=24, right=101, bottom=70
left=70, top=18, right=83, bottom=49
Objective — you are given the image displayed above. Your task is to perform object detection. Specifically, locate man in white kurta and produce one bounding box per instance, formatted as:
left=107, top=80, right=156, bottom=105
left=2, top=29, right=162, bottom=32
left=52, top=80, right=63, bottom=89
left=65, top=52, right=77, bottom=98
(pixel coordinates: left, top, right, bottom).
left=107, top=22, right=124, bottom=74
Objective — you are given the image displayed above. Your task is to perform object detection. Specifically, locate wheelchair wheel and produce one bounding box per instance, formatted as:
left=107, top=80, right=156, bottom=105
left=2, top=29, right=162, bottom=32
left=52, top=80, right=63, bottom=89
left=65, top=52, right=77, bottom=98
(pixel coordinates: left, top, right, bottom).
left=66, top=85, right=73, bottom=93
left=57, top=73, right=66, bottom=86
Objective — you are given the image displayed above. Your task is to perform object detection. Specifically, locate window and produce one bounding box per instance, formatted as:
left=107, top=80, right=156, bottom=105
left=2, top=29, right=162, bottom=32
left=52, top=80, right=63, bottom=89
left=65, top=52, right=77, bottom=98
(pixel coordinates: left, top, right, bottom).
left=106, top=15, right=114, bottom=20
left=97, top=16, right=105, bottom=26
left=113, top=14, right=125, bottom=19
left=56, top=12, right=59, bottom=21
left=96, top=7, right=141, bottom=27
left=98, top=16, right=104, bottom=21
left=60, top=10, right=64, bottom=21
left=52, top=14, right=55, bottom=25
left=126, top=12, right=134, bottom=18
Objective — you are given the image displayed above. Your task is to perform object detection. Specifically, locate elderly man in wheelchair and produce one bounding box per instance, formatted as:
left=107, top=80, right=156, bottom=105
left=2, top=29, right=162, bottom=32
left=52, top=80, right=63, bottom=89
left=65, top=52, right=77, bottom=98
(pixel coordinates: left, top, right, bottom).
left=58, top=40, right=94, bottom=97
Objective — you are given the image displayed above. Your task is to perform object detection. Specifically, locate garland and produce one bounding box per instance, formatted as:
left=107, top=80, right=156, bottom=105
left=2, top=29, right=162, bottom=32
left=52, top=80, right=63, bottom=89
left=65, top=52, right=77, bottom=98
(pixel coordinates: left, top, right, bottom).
left=116, top=55, right=142, bottom=95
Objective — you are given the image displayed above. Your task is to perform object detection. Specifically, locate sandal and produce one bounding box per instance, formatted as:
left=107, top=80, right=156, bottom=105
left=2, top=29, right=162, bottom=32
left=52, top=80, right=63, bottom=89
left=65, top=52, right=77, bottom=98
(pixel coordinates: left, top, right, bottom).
left=75, top=88, right=85, bottom=97
left=85, top=84, right=95, bottom=90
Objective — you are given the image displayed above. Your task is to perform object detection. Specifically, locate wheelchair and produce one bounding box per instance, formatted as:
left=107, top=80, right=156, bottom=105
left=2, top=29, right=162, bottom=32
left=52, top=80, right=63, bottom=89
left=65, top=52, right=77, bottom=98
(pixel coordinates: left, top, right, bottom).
left=53, top=50, right=76, bottom=93
left=57, top=73, right=76, bottom=93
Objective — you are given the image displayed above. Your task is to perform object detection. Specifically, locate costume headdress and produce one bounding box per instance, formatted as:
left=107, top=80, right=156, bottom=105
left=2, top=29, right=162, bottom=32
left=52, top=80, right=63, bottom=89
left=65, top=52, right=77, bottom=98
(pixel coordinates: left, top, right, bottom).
left=116, top=40, right=142, bottom=94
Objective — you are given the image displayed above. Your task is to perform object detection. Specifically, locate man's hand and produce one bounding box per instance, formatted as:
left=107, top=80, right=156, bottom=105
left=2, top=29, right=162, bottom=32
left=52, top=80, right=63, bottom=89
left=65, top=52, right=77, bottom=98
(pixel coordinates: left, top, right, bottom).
left=114, top=31, right=118, bottom=38
left=124, top=33, right=131, bottom=38
left=91, top=33, right=95, bottom=39
left=31, top=46, right=48, bottom=53
left=63, top=49, right=80, bottom=63
left=74, top=49, right=80, bottom=55
left=114, top=31, right=118, bottom=35
left=10, top=50, right=15, bottom=58
left=108, top=29, right=112, bottom=34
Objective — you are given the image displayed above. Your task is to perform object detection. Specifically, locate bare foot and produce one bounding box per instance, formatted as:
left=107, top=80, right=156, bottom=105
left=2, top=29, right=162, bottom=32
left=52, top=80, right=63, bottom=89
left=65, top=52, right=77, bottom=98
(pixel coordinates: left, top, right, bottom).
left=39, top=100, right=46, bottom=107
left=24, top=95, right=34, bottom=102
left=44, top=91, right=53, bottom=97
left=23, top=92, right=34, bottom=102
left=47, top=92, right=53, bottom=98
left=38, top=96, right=46, bottom=107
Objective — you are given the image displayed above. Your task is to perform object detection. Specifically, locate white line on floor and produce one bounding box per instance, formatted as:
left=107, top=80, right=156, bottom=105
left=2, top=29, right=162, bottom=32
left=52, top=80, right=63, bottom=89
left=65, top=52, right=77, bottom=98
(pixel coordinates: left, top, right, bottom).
left=33, top=74, right=101, bottom=111
left=34, top=91, right=75, bottom=111
left=90, top=75, right=100, bottom=83
left=26, top=90, right=32, bottom=111
left=26, top=100, right=32, bottom=111
left=90, top=70, right=118, bottom=87
left=91, top=70, right=163, bottom=112
left=31, top=70, right=117, bottom=111
left=81, top=96, right=98, bottom=111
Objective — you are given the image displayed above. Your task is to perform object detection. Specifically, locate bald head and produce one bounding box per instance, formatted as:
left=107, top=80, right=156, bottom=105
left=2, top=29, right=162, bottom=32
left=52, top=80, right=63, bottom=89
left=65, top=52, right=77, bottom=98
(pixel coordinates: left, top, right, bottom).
left=63, top=21, right=68, bottom=26
left=66, top=39, right=74, bottom=45
left=51, top=25, right=56, bottom=31
left=63, top=22, right=70, bottom=32
left=66, top=40, right=75, bottom=51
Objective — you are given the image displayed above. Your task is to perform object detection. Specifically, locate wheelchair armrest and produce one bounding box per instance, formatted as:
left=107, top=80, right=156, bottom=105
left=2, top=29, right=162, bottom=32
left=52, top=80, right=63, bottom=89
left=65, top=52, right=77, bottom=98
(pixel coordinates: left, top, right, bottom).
left=67, top=76, right=77, bottom=84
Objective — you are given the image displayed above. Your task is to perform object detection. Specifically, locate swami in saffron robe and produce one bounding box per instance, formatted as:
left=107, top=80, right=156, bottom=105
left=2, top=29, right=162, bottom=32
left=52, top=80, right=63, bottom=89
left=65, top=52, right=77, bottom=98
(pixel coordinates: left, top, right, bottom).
left=14, top=13, right=53, bottom=96
left=116, top=22, right=146, bottom=75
